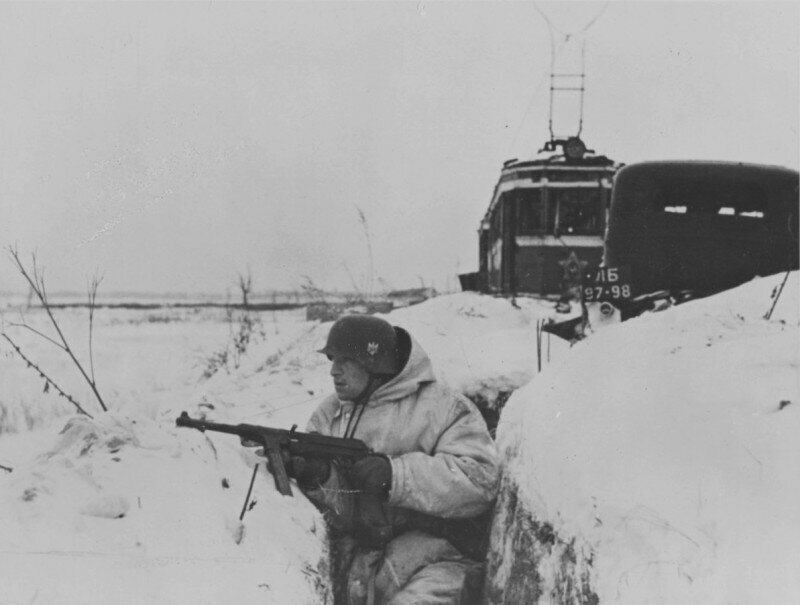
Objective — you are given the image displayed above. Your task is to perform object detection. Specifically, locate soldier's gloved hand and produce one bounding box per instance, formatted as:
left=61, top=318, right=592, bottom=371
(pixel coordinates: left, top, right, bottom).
left=289, top=456, right=331, bottom=488
left=349, top=454, right=392, bottom=500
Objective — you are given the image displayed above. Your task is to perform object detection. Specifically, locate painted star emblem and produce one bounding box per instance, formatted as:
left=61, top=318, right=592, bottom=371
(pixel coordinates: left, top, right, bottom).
left=558, top=251, right=589, bottom=279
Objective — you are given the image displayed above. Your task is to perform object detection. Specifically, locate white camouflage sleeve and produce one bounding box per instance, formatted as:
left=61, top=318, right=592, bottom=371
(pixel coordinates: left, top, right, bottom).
left=387, top=396, right=499, bottom=518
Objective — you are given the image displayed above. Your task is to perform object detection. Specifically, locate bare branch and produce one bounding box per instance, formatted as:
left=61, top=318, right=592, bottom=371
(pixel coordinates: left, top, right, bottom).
left=7, top=246, right=43, bottom=305
left=88, top=273, right=103, bottom=384
left=6, top=247, right=108, bottom=412
left=765, top=269, right=792, bottom=320
left=6, top=322, right=65, bottom=350
left=236, top=268, right=253, bottom=308
left=354, top=205, right=374, bottom=299
left=1, top=333, right=94, bottom=418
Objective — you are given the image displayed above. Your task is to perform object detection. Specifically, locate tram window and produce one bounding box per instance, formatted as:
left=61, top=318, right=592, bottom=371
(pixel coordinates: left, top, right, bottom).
left=491, top=207, right=502, bottom=235
left=517, top=191, right=544, bottom=233
left=550, top=189, right=602, bottom=235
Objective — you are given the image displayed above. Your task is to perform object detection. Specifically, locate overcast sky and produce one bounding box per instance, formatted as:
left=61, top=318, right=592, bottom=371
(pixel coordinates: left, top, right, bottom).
left=0, top=1, right=797, bottom=296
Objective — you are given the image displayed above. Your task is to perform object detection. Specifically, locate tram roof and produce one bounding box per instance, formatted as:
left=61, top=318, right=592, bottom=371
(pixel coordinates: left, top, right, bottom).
left=480, top=150, right=622, bottom=227
left=502, top=154, right=618, bottom=171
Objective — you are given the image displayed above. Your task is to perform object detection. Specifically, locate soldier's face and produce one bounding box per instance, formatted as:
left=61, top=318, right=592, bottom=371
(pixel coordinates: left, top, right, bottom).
left=329, top=355, right=370, bottom=401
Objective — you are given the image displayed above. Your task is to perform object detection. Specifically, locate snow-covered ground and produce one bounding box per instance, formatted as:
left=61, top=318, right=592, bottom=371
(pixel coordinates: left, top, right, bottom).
left=2, top=275, right=796, bottom=604
left=487, top=271, right=800, bottom=604
left=0, top=293, right=566, bottom=603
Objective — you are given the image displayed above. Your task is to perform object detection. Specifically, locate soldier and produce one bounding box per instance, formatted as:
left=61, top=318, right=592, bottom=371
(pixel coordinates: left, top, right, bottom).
left=281, top=314, right=499, bottom=604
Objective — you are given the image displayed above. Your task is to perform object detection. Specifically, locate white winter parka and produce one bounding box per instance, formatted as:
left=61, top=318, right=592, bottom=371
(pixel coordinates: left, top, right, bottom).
left=306, top=330, right=499, bottom=524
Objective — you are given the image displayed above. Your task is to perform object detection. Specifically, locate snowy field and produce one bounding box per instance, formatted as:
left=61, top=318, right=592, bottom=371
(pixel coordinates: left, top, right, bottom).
left=1, top=276, right=796, bottom=604
left=0, top=293, right=566, bottom=604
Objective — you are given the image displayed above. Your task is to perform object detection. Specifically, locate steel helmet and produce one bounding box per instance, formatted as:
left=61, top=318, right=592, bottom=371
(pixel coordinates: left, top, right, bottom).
left=318, top=315, right=400, bottom=375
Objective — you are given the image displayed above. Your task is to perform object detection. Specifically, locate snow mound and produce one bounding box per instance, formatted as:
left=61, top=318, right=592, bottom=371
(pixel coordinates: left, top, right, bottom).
left=385, top=292, right=572, bottom=404
left=491, top=272, right=800, bottom=603
left=0, top=408, right=328, bottom=604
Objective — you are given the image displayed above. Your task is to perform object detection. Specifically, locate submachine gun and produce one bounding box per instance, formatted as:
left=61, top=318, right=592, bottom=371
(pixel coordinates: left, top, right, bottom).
left=175, top=411, right=371, bottom=497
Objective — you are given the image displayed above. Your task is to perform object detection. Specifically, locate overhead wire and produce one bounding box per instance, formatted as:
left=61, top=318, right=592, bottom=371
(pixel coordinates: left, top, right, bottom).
left=533, top=1, right=610, bottom=39
left=506, top=1, right=610, bottom=156
left=531, top=1, right=566, bottom=38
left=505, top=36, right=569, bottom=156
left=576, top=1, right=610, bottom=35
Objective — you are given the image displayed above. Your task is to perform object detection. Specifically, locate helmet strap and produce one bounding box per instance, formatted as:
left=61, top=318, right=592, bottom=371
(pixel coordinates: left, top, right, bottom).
left=343, top=374, right=387, bottom=439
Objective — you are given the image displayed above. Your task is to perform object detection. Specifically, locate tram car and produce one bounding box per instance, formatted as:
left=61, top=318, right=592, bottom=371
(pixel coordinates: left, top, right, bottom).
left=460, top=137, right=621, bottom=297
left=588, top=160, right=799, bottom=319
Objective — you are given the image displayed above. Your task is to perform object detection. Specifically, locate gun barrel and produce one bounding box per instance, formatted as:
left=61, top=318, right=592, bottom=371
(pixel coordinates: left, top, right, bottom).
left=175, top=412, right=373, bottom=496
left=175, top=411, right=249, bottom=437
